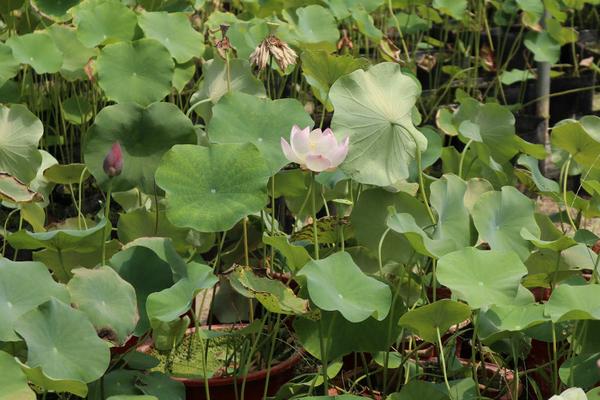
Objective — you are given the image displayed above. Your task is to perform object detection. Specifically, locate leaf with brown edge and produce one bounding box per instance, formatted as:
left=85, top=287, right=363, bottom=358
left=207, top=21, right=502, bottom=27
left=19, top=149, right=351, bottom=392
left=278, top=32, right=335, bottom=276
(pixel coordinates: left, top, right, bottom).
left=0, top=173, right=42, bottom=203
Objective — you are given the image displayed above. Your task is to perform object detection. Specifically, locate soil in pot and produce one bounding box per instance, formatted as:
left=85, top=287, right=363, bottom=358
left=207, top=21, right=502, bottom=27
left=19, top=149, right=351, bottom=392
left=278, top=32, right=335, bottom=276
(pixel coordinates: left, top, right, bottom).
left=139, top=325, right=303, bottom=400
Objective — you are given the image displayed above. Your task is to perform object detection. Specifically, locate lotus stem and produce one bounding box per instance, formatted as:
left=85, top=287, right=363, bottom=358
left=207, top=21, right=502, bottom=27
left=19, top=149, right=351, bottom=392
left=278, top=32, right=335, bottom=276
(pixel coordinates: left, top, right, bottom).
left=311, top=172, right=319, bottom=260
left=562, top=156, right=577, bottom=231
left=78, top=167, right=89, bottom=229
left=458, top=139, right=473, bottom=179
left=262, top=315, right=281, bottom=399
left=102, top=182, right=112, bottom=266
left=437, top=326, right=454, bottom=400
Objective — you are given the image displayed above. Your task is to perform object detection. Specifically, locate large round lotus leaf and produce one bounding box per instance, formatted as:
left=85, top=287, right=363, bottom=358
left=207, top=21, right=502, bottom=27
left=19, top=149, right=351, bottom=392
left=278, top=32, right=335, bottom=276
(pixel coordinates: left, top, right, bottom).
left=297, top=251, right=391, bottom=323
left=472, top=186, right=539, bottom=261
left=190, top=57, right=265, bottom=122
left=0, top=104, right=43, bottom=183
left=227, top=266, right=309, bottom=316
left=33, top=239, right=122, bottom=283
left=0, top=43, right=19, bottom=87
left=121, top=237, right=188, bottom=280
left=227, top=20, right=269, bottom=59
left=146, top=261, right=217, bottom=325
left=0, top=259, right=69, bottom=342
left=208, top=92, right=313, bottom=174
left=524, top=31, right=560, bottom=64
left=72, top=0, right=137, bottom=48
left=137, top=11, right=204, bottom=63
left=559, top=352, right=600, bottom=390
left=43, top=163, right=90, bottom=185
left=6, top=32, right=63, bottom=74
left=46, top=25, right=97, bottom=81
left=117, top=208, right=191, bottom=252
left=453, top=98, right=519, bottom=165
left=478, top=303, right=547, bottom=343
left=398, top=299, right=471, bottom=343
left=351, top=188, right=429, bottom=264
left=155, top=143, right=271, bottom=233
left=84, top=102, right=196, bottom=192
left=300, top=50, right=369, bottom=111
left=0, top=351, right=35, bottom=400
left=546, top=284, right=600, bottom=322
left=68, top=266, right=138, bottom=345
left=279, top=5, right=340, bottom=51
left=30, top=150, right=58, bottom=204
left=551, top=117, right=600, bottom=169
left=330, top=62, right=427, bottom=186
left=0, top=173, right=42, bottom=203
left=14, top=298, right=110, bottom=383
left=294, top=302, right=404, bottom=361
left=135, top=372, right=185, bottom=399
left=436, top=247, right=528, bottom=310
left=96, top=39, right=175, bottom=106
left=387, top=174, right=472, bottom=258
left=31, top=0, right=80, bottom=21
left=8, top=218, right=108, bottom=253
left=110, top=246, right=174, bottom=335
left=61, top=95, right=93, bottom=125
left=18, top=363, right=88, bottom=396
left=173, top=60, right=195, bottom=93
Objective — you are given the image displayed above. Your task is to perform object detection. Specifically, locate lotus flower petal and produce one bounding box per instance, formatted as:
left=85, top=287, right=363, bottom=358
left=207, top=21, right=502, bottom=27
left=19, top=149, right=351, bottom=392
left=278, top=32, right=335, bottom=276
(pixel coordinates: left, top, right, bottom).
left=304, top=155, right=331, bottom=172
left=326, top=136, right=350, bottom=168
left=281, top=138, right=302, bottom=164
left=549, top=388, right=587, bottom=400
left=282, top=125, right=349, bottom=172
left=291, top=125, right=311, bottom=155
left=103, top=142, right=123, bottom=177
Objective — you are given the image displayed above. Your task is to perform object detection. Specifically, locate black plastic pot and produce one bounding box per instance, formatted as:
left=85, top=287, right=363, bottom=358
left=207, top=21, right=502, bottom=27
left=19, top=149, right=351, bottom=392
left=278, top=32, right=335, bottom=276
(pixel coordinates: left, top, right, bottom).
left=514, top=114, right=544, bottom=144
left=503, top=70, right=596, bottom=124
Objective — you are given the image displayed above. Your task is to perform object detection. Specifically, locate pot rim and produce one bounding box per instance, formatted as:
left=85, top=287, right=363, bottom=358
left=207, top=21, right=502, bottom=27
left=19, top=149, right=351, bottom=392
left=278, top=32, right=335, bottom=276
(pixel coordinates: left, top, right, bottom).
left=137, top=324, right=304, bottom=388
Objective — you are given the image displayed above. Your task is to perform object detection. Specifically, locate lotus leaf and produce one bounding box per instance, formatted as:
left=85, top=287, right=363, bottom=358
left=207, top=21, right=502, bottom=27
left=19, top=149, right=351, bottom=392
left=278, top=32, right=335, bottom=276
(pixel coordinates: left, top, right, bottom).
left=298, top=251, right=391, bottom=322
left=156, top=143, right=271, bottom=233
left=437, top=247, right=528, bottom=309
left=330, top=62, right=426, bottom=186
left=84, top=102, right=196, bottom=192
left=14, top=298, right=110, bottom=383
left=96, top=39, right=174, bottom=106
left=208, top=91, right=313, bottom=174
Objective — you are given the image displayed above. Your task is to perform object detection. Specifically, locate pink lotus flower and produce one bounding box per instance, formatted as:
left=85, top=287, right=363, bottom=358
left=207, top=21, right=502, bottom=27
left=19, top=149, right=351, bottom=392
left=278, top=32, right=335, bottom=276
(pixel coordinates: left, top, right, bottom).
left=281, top=126, right=349, bottom=172
left=103, top=142, right=123, bottom=177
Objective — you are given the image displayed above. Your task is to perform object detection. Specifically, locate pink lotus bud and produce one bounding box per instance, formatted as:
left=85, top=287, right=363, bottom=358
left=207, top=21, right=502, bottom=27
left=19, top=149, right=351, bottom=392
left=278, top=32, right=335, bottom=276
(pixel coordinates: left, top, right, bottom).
left=280, top=125, right=349, bottom=172
left=103, top=142, right=123, bottom=177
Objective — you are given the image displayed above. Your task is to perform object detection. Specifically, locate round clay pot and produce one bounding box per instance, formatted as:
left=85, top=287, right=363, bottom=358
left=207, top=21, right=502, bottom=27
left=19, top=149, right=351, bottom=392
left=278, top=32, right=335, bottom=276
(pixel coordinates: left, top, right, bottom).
left=138, top=325, right=303, bottom=400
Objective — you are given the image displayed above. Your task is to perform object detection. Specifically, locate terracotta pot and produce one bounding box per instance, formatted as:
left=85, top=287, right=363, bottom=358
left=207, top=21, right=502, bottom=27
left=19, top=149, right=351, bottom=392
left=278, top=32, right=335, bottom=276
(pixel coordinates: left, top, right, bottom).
left=138, top=325, right=303, bottom=400
left=530, top=286, right=552, bottom=303
left=111, top=335, right=140, bottom=356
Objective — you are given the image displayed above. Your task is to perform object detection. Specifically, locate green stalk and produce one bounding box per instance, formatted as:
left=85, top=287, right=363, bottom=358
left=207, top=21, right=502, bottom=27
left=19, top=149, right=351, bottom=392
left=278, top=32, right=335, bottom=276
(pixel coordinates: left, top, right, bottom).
left=562, top=156, right=577, bottom=230
left=458, top=139, right=474, bottom=179
left=102, top=182, right=112, bottom=265
left=311, top=172, right=319, bottom=259
left=437, top=327, right=454, bottom=400
left=377, top=228, right=391, bottom=276
left=262, top=315, right=281, bottom=399
left=551, top=322, right=559, bottom=394
left=78, top=167, right=89, bottom=229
